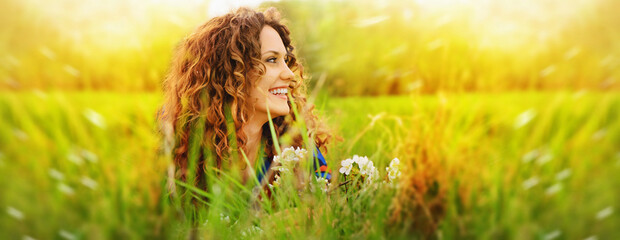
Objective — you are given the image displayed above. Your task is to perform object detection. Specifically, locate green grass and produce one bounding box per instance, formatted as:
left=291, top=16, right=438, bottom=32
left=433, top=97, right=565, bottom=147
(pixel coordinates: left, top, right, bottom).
left=0, top=91, right=618, bottom=239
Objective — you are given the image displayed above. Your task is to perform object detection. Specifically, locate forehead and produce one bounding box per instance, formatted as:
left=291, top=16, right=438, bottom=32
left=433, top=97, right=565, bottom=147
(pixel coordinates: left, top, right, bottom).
left=259, top=26, right=286, bottom=53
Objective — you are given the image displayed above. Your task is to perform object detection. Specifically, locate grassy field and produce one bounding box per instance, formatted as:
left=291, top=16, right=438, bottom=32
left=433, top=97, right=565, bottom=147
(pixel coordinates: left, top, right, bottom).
left=1, top=90, right=618, bottom=239
left=2, top=0, right=619, bottom=238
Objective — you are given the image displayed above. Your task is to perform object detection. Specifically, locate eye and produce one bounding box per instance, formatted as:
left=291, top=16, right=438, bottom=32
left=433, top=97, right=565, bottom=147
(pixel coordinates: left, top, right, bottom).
left=266, top=57, right=277, bottom=63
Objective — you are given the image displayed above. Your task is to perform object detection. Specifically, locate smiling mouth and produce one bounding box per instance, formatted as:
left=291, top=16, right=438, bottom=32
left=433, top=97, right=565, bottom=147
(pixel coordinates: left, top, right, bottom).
left=268, top=87, right=288, bottom=100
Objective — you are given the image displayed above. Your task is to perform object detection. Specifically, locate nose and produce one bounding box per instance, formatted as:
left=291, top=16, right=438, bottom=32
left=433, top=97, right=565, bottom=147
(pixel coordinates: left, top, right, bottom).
left=280, top=63, right=295, bottom=81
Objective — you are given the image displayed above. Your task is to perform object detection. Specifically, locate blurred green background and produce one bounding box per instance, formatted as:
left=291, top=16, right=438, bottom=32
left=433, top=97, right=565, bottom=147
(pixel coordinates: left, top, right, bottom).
left=1, top=0, right=619, bottom=239
left=2, top=0, right=619, bottom=94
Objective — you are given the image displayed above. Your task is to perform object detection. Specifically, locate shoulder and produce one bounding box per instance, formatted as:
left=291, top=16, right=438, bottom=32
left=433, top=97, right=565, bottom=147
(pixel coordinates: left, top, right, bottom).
left=313, top=147, right=331, bottom=180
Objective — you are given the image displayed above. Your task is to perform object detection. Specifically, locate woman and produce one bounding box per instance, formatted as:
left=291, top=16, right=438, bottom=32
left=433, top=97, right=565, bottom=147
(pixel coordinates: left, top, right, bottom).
left=160, top=7, right=332, bottom=196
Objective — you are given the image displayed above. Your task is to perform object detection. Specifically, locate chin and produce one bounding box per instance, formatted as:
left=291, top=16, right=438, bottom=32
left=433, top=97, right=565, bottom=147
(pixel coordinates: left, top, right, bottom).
left=271, top=105, right=290, bottom=118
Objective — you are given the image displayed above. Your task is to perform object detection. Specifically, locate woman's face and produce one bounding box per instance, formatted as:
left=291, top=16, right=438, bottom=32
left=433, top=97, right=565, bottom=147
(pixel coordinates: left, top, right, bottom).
left=249, top=25, right=295, bottom=120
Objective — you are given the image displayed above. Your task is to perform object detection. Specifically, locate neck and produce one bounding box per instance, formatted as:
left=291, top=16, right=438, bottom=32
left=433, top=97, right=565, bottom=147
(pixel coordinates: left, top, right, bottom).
left=241, top=114, right=266, bottom=163
left=239, top=114, right=266, bottom=185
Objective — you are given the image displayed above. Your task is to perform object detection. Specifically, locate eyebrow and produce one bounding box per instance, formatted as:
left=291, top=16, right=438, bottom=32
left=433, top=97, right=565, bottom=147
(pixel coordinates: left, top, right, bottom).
left=261, top=50, right=285, bottom=56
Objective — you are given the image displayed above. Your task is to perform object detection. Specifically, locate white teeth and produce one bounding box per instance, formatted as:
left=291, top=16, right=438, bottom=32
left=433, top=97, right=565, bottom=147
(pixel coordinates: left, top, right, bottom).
left=269, top=88, right=288, bottom=95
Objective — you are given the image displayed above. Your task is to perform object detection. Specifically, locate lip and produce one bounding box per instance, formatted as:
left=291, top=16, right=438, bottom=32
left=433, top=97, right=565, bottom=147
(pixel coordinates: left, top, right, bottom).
left=268, top=86, right=289, bottom=91
left=271, top=94, right=287, bottom=100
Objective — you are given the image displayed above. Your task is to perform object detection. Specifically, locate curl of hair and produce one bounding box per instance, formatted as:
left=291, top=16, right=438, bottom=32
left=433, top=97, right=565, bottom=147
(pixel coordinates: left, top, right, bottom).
left=160, top=7, right=332, bottom=186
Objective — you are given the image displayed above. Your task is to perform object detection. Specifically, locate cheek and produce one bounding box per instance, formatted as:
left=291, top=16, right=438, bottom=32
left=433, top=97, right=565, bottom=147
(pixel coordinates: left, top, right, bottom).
left=254, top=75, right=271, bottom=92
left=251, top=88, right=264, bottom=104
left=260, top=69, right=279, bottom=85
left=249, top=87, right=270, bottom=112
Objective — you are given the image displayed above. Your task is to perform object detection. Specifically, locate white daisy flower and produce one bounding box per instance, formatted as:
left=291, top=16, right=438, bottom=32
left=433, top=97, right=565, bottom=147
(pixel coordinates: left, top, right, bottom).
left=273, top=147, right=309, bottom=173
left=386, top=158, right=402, bottom=182
left=365, top=167, right=380, bottom=185
left=353, top=155, right=369, bottom=167
left=359, top=158, right=374, bottom=176
left=339, top=159, right=354, bottom=175
left=281, top=147, right=298, bottom=162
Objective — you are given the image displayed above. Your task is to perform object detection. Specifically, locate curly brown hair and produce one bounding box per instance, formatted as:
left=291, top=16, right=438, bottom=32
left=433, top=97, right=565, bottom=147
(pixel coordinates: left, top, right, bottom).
left=160, top=7, right=331, bottom=186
